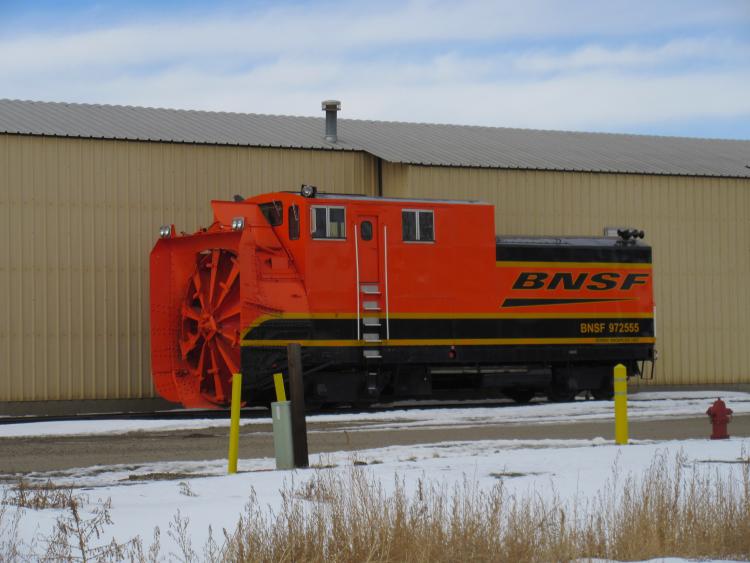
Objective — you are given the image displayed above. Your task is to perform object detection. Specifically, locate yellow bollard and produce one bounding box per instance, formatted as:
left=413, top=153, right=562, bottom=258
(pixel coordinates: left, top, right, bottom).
left=273, top=372, right=287, bottom=402
left=228, top=372, right=243, bottom=474
left=614, top=363, right=628, bottom=445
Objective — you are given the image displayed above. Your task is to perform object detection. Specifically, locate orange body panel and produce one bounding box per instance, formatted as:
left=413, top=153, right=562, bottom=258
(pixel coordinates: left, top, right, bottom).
left=151, top=191, right=654, bottom=408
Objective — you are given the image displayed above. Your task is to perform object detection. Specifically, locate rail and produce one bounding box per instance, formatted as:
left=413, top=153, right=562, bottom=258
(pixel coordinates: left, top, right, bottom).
left=0, top=398, right=556, bottom=426
left=354, top=222, right=361, bottom=341
left=384, top=225, right=390, bottom=340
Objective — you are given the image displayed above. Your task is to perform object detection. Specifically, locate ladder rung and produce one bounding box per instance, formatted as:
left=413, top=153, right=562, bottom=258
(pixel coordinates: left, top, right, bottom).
left=362, top=317, right=381, bottom=327
left=363, top=301, right=381, bottom=311
left=363, top=333, right=381, bottom=342
left=360, top=283, right=381, bottom=295
left=363, top=349, right=382, bottom=359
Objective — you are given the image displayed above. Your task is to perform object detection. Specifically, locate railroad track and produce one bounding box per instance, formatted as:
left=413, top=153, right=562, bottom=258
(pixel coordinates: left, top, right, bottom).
left=7, top=391, right=721, bottom=427
left=0, top=398, right=527, bottom=426
left=0, top=408, right=258, bottom=426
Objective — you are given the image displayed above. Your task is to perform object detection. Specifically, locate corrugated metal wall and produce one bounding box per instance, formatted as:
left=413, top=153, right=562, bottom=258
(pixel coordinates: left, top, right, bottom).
left=1, top=134, right=747, bottom=403
left=0, top=134, right=376, bottom=401
left=383, top=163, right=750, bottom=386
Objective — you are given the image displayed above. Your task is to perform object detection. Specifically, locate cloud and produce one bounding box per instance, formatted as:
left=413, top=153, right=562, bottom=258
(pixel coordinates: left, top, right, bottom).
left=2, top=0, right=748, bottom=73
left=1, top=0, right=749, bottom=136
left=514, top=37, right=750, bottom=74
left=22, top=56, right=748, bottom=131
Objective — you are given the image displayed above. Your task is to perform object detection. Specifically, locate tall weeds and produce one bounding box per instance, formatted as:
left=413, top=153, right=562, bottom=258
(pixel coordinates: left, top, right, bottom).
left=214, top=451, right=750, bottom=562
left=1, top=449, right=749, bottom=562
left=0, top=489, right=24, bottom=561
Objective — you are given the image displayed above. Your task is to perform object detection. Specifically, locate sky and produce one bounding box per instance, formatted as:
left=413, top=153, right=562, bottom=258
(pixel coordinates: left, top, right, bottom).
left=1, top=0, right=749, bottom=139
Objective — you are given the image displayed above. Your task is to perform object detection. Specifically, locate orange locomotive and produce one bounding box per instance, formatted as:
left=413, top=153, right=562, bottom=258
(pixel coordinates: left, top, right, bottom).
left=150, top=186, right=655, bottom=408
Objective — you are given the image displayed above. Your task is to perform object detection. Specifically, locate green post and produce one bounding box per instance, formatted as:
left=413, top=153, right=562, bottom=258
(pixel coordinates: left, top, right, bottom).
left=271, top=401, right=295, bottom=469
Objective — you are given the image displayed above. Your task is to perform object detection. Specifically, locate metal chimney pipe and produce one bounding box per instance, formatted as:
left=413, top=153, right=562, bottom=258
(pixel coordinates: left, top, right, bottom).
left=322, top=100, right=341, bottom=143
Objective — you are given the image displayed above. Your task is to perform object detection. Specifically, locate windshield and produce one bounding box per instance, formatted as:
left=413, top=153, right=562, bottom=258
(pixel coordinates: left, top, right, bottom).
left=259, top=201, right=283, bottom=226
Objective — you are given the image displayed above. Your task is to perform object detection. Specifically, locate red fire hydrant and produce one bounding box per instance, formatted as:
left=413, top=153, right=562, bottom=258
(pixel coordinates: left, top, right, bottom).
left=706, top=398, right=733, bottom=440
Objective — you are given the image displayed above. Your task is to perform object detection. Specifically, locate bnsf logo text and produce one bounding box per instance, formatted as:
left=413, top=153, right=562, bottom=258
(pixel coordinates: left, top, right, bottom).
left=512, top=272, right=649, bottom=291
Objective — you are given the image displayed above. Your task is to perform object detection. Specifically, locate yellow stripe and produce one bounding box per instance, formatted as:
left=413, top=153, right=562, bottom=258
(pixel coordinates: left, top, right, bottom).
left=388, top=312, right=654, bottom=319
left=496, top=261, right=652, bottom=269
left=240, top=312, right=349, bottom=338
left=241, top=337, right=656, bottom=347
left=240, top=311, right=654, bottom=339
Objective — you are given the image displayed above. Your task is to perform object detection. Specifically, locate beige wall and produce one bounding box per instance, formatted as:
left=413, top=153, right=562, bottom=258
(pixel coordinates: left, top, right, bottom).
left=384, top=163, right=750, bottom=386
left=2, top=133, right=748, bottom=403
left=0, top=134, right=376, bottom=401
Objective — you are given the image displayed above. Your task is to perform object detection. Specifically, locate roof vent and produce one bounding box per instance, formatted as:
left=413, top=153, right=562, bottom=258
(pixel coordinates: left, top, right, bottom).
left=322, top=100, right=341, bottom=143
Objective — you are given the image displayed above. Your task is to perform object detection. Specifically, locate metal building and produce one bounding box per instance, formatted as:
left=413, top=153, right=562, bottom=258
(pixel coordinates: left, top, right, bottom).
left=1, top=99, right=749, bottom=407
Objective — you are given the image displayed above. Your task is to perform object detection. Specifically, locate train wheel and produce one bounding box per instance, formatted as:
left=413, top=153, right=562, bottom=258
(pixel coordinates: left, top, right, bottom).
left=548, top=389, right=578, bottom=402
left=505, top=389, right=535, bottom=404
left=547, top=374, right=579, bottom=403
left=592, top=377, right=614, bottom=400
left=591, top=388, right=614, bottom=401
left=179, top=249, right=241, bottom=406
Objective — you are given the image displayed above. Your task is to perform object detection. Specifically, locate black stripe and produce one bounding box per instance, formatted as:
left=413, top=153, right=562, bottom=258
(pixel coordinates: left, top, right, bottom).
left=501, top=298, right=632, bottom=308
left=242, top=342, right=655, bottom=394
left=388, top=317, right=653, bottom=340
left=246, top=316, right=654, bottom=342
left=496, top=243, right=652, bottom=263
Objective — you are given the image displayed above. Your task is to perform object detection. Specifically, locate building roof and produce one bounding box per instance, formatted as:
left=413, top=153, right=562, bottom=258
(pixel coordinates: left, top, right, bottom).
left=1, top=98, right=749, bottom=178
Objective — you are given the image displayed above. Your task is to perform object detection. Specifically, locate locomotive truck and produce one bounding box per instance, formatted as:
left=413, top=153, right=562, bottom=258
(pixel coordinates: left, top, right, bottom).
left=150, top=186, right=655, bottom=409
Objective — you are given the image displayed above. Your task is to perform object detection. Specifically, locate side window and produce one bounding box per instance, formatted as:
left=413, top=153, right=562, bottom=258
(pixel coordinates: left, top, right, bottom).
left=311, top=206, right=346, bottom=240
left=312, top=207, right=327, bottom=238
left=288, top=205, right=300, bottom=240
left=418, top=211, right=434, bottom=241
left=329, top=207, right=345, bottom=238
left=402, top=210, right=434, bottom=242
left=402, top=212, right=417, bottom=241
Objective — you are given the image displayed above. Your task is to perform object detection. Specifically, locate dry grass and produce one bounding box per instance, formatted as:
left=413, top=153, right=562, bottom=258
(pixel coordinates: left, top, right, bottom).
left=2, top=481, right=135, bottom=561
left=127, top=471, right=210, bottom=482
left=1, top=450, right=749, bottom=562
left=0, top=489, right=24, bottom=561
left=4, top=479, right=76, bottom=510
left=212, top=450, right=750, bottom=563
left=597, top=450, right=750, bottom=561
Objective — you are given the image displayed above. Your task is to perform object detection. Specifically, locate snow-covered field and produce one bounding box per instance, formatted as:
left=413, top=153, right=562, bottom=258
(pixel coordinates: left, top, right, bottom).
left=1, top=390, right=748, bottom=561
left=1, top=389, right=749, bottom=438
left=3, top=437, right=749, bottom=560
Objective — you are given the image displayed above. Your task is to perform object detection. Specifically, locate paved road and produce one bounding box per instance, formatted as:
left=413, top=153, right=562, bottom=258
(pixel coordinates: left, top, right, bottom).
left=1, top=413, right=748, bottom=475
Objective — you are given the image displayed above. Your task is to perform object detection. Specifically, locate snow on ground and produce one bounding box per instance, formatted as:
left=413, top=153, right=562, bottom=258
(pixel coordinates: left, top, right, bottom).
left=3, top=436, right=749, bottom=559
left=1, top=389, right=749, bottom=438
left=3, top=392, right=748, bottom=560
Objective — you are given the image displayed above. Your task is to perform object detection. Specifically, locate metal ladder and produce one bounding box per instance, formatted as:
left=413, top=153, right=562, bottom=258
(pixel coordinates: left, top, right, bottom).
left=360, top=283, right=383, bottom=359
left=355, top=224, right=389, bottom=363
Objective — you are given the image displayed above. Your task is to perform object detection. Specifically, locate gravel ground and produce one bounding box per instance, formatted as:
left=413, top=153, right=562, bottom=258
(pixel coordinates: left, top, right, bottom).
left=1, top=411, right=747, bottom=475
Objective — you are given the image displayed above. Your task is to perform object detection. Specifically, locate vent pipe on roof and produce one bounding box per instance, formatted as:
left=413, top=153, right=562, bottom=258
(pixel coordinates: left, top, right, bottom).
left=322, top=100, right=341, bottom=143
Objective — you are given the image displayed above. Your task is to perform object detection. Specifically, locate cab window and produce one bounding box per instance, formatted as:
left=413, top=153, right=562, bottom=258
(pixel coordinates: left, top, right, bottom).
left=311, top=206, right=346, bottom=239
left=259, top=201, right=283, bottom=226
left=402, top=209, right=434, bottom=242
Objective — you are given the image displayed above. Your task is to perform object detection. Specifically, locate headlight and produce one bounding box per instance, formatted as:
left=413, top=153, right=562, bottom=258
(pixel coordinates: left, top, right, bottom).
left=159, top=225, right=172, bottom=238
left=231, top=217, right=245, bottom=231
left=300, top=184, right=317, bottom=198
